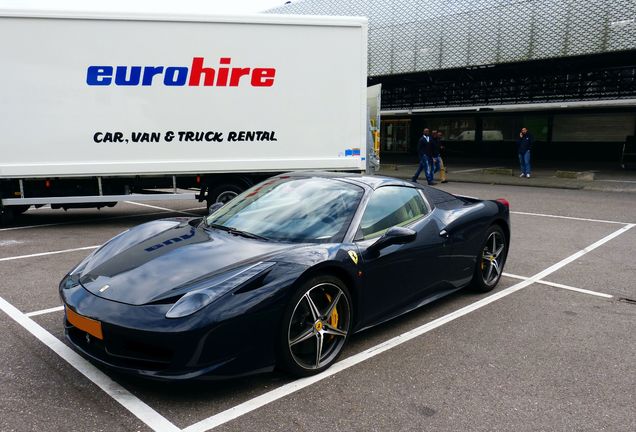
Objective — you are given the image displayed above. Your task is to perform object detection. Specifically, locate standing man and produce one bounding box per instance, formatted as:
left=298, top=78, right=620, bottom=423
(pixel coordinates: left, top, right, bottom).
left=516, top=127, right=533, bottom=178
left=432, top=131, right=448, bottom=183
left=412, top=128, right=435, bottom=185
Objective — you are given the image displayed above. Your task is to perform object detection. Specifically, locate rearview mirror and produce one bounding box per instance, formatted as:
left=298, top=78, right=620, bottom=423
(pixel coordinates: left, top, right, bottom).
left=208, top=202, right=224, bottom=215
left=368, top=226, right=416, bottom=254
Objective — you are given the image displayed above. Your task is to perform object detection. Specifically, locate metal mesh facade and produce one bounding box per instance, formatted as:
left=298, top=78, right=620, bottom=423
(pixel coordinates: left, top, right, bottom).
left=269, top=0, right=636, bottom=77
left=376, top=52, right=636, bottom=110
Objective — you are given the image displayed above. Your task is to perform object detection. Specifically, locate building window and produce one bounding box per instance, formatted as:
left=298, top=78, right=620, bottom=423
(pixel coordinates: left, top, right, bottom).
left=424, top=117, right=476, bottom=142
left=553, top=113, right=635, bottom=142
left=482, top=115, right=548, bottom=142
left=381, top=119, right=411, bottom=153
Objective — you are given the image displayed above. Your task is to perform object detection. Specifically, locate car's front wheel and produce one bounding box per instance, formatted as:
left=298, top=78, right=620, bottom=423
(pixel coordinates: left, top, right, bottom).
left=471, top=225, right=508, bottom=292
left=278, top=275, right=352, bottom=377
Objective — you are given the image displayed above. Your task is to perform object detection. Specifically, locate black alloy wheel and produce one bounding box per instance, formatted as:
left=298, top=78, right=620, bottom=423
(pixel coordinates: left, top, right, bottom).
left=471, top=225, right=507, bottom=292
left=279, top=275, right=352, bottom=376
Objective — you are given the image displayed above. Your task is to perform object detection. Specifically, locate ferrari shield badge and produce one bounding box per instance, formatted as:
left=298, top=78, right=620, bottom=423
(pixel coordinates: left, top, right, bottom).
left=348, top=250, right=359, bottom=265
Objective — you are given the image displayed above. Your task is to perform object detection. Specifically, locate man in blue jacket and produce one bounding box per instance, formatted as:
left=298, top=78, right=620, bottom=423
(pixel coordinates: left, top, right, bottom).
left=412, top=128, right=435, bottom=185
left=516, top=127, right=533, bottom=178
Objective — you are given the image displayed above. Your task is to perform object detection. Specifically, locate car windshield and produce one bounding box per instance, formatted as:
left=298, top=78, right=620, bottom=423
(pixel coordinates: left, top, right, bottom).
left=205, top=177, right=364, bottom=243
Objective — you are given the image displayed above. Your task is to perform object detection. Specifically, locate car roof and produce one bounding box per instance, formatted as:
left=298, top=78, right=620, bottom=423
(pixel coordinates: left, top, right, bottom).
left=281, top=171, right=414, bottom=190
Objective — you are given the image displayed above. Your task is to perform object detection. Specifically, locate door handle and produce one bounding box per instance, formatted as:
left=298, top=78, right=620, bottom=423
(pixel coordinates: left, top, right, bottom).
left=439, top=229, right=449, bottom=238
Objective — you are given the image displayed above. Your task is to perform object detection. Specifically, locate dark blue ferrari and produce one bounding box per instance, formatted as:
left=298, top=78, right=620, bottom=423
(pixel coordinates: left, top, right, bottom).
left=60, top=172, right=510, bottom=380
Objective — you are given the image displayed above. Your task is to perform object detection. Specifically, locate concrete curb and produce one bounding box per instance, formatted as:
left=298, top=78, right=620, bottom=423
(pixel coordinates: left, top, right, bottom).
left=555, top=170, right=595, bottom=181
left=377, top=166, right=636, bottom=193
left=482, top=168, right=514, bottom=176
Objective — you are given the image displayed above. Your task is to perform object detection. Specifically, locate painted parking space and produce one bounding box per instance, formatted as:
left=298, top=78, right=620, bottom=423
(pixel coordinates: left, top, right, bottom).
left=213, top=285, right=634, bottom=432
left=505, top=214, right=620, bottom=277
left=0, top=200, right=206, bottom=234
left=0, top=315, right=151, bottom=432
left=1, top=186, right=634, bottom=432
left=543, top=228, right=636, bottom=299
left=0, top=251, right=90, bottom=312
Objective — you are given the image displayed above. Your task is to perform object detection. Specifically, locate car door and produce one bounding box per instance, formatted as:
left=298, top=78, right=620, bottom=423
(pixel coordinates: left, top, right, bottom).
left=355, top=186, right=446, bottom=327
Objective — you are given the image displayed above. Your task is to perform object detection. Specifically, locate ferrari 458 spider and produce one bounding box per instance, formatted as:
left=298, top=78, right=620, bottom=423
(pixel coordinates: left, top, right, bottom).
left=60, top=172, right=510, bottom=380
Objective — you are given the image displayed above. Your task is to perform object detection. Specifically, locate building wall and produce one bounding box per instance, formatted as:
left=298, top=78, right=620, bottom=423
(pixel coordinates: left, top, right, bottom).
left=270, top=0, right=636, bottom=76
left=382, top=109, right=636, bottom=162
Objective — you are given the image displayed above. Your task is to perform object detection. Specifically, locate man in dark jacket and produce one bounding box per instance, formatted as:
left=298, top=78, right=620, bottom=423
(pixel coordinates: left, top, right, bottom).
left=516, top=127, right=533, bottom=178
left=431, top=131, right=447, bottom=183
left=412, top=128, right=435, bottom=185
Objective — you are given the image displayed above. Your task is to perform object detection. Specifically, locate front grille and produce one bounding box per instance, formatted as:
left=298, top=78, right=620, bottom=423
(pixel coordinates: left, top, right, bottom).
left=66, top=320, right=174, bottom=371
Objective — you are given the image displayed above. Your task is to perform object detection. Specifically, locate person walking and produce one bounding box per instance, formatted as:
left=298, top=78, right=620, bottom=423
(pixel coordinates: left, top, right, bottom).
left=432, top=131, right=447, bottom=183
left=412, top=128, right=435, bottom=185
left=516, top=127, right=533, bottom=178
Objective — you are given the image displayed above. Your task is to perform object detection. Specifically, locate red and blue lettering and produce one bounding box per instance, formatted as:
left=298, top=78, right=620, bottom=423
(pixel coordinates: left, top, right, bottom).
left=86, top=57, right=276, bottom=87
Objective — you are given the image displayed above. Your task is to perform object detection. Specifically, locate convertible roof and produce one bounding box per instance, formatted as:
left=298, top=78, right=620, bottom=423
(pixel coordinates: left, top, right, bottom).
left=281, top=171, right=462, bottom=205
left=282, top=171, right=413, bottom=189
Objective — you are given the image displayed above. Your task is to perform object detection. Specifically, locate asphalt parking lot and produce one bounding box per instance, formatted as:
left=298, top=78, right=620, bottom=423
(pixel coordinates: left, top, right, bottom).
left=1, top=184, right=635, bottom=432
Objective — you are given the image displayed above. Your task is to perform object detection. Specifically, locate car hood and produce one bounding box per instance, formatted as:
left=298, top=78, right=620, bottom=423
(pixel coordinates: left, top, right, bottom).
left=77, top=219, right=297, bottom=306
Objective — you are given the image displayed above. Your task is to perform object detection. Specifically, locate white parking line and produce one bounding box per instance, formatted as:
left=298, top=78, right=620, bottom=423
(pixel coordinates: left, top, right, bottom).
left=0, top=209, right=206, bottom=262
left=182, top=206, right=206, bottom=212
left=0, top=245, right=100, bottom=263
left=25, top=305, right=65, bottom=317
left=183, top=223, right=634, bottom=432
left=0, top=239, right=24, bottom=246
left=124, top=201, right=199, bottom=216
left=503, top=273, right=614, bottom=299
left=0, top=211, right=167, bottom=232
left=0, top=297, right=179, bottom=432
left=0, top=206, right=205, bottom=232
left=595, top=179, right=636, bottom=184
left=511, top=211, right=630, bottom=225
left=452, top=167, right=497, bottom=173
left=535, top=279, right=615, bottom=298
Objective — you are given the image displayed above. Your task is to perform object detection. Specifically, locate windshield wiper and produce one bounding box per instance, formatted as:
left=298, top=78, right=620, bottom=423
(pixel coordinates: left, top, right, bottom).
left=206, top=223, right=269, bottom=241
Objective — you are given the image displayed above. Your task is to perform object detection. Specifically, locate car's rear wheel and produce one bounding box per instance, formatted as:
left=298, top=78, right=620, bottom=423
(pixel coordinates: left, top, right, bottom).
left=471, top=225, right=507, bottom=292
left=279, top=275, right=351, bottom=377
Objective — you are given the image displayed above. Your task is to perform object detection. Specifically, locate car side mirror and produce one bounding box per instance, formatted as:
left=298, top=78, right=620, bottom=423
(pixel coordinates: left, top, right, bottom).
left=368, top=226, right=417, bottom=254
left=208, top=202, right=224, bottom=215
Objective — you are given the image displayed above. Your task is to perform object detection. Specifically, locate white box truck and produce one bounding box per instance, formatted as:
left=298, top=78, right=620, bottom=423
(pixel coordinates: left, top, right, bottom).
left=0, top=4, right=370, bottom=223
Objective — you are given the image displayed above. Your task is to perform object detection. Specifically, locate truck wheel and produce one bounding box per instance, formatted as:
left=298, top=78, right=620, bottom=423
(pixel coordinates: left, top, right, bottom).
left=206, top=183, right=244, bottom=207
left=0, top=206, right=15, bottom=225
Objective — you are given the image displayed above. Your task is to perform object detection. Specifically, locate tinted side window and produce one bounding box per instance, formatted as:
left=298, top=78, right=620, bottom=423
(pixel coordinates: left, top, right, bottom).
left=360, top=187, right=429, bottom=239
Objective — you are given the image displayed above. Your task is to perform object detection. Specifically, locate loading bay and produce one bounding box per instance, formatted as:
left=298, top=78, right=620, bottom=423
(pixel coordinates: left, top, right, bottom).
left=1, top=182, right=635, bottom=432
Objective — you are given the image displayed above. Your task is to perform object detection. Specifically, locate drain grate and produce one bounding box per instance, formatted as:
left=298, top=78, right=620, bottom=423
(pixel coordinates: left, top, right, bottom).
left=617, top=297, right=636, bottom=305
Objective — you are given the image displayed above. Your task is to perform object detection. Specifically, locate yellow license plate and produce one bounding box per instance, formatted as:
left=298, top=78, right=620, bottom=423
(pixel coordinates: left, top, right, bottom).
left=66, top=306, right=103, bottom=340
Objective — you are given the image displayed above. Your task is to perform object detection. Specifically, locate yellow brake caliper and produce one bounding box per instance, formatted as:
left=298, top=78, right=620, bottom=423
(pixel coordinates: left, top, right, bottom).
left=324, top=293, right=339, bottom=336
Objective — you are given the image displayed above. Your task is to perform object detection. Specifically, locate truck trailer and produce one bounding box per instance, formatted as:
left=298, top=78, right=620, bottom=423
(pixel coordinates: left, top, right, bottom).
left=0, top=4, right=370, bottom=223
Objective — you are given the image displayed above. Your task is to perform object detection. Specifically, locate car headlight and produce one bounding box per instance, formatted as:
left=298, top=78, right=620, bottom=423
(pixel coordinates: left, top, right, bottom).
left=165, top=262, right=275, bottom=319
left=60, top=273, right=81, bottom=290
left=60, top=252, right=95, bottom=290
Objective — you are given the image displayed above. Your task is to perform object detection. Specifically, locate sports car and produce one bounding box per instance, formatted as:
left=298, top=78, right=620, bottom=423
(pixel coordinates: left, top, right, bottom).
left=60, top=172, right=510, bottom=380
